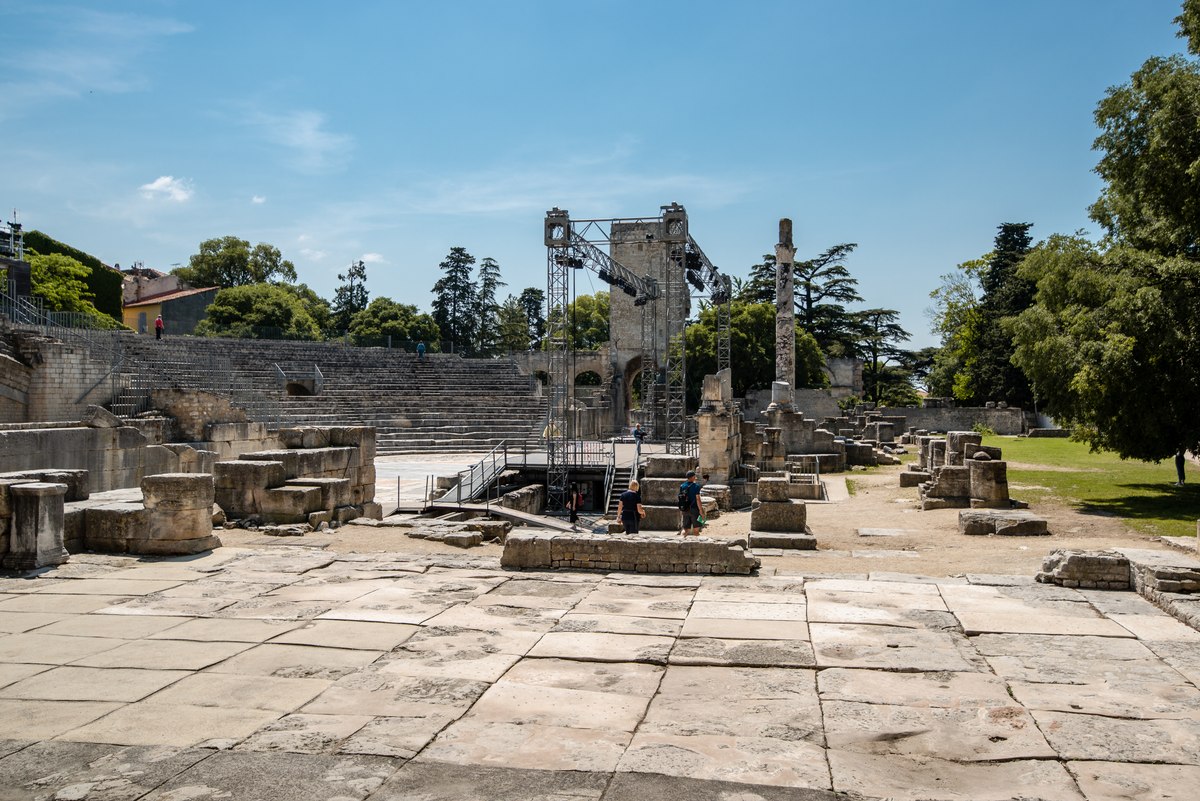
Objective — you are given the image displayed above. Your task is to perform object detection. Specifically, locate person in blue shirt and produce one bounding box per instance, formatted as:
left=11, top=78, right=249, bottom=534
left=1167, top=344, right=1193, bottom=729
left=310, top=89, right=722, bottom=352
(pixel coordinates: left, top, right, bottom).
left=616, top=479, right=644, bottom=534
left=416, top=340, right=426, bottom=362
left=679, top=470, right=703, bottom=536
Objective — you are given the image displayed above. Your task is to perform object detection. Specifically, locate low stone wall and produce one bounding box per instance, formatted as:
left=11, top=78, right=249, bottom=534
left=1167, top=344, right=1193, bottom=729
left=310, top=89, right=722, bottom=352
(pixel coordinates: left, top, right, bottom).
left=1036, top=550, right=1130, bottom=589
left=501, top=531, right=759, bottom=575
left=880, top=405, right=1027, bottom=435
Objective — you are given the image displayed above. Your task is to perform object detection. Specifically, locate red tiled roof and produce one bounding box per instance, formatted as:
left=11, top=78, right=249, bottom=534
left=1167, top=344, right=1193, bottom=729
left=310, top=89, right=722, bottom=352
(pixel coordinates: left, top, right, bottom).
left=124, top=286, right=219, bottom=307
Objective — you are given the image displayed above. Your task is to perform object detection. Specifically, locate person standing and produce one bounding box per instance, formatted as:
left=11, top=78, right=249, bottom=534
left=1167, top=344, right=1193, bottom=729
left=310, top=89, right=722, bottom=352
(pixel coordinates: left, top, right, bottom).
left=679, top=470, right=703, bottom=536
left=633, top=423, right=645, bottom=447
left=567, top=483, right=583, bottom=529
left=154, top=314, right=164, bottom=340
left=416, top=340, right=426, bottom=363
left=616, top=479, right=645, bottom=534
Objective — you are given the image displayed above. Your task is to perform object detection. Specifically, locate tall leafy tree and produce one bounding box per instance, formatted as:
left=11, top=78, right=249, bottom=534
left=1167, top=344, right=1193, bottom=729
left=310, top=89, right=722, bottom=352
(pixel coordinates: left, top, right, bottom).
left=740, top=254, right=777, bottom=304
left=925, top=255, right=988, bottom=397
left=331, top=259, right=369, bottom=332
left=684, top=299, right=826, bottom=407
left=854, top=308, right=912, bottom=404
left=795, top=243, right=863, bottom=356
left=1010, top=4, right=1200, bottom=479
left=551, top=291, right=610, bottom=350
left=475, top=257, right=505, bottom=355
left=173, top=236, right=297, bottom=288
left=430, top=247, right=477, bottom=354
left=25, top=251, right=116, bottom=324
left=195, top=283, right=321, bottom=340
left=347, top=297, right=439, bottom=347
left=517, top=287, right=546, bottom=349
left=961, top=223, right=1036, bottom=406
left=496, top=295, right=531, bottom=352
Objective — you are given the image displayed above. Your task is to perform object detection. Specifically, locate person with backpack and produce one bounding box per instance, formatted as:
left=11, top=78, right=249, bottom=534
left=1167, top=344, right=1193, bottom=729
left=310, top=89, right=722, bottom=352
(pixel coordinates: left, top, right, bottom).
left=567, top=483, right=584, bottom=530
left=678, top=470, right=703, bottom=536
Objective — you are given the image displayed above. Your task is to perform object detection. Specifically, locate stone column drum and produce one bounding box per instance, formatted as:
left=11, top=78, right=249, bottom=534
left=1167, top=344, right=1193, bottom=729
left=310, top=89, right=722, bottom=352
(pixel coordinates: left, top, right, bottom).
left=137, top=473, right=221, bottom=555
left=969, top=456, right=1010, bottom=508
left=3, top=482, right=69, bottom=570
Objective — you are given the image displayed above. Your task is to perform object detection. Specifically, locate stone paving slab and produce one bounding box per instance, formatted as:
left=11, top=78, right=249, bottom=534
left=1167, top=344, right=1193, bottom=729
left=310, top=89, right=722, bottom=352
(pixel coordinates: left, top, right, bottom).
left=140, top=751, right=396, bottom=801
left=668, top=637, right=816, bottom=668
left=0, top=593, right=128, bottom=613
left=419, top=720, right=631, bottom=772
left=1010, top=677, right=1200, bottom=720
left=0, top=633, right=125, bottom=665
left=146, top=672, right=330, bottom=712
left=147, top=616, right=303, bottom=643
left=1, top=665, right=188, bottom=702
left=809, top=623, right=983, bottom=672
left=0, top=699, right=121, bottom=739
left=1031, top=709, right=1200, bottom=765
left=34, top=613, right=191, bottom=639
left=423, top=602, right=566, bottom=632
left=468, top=681, right=650, bottom=731
left=1068, top=760, right=1200, bottom=801
left=823, top=699, right=1056, bottom=761
left=678, top=617, right=810, bottom=640
left=72, top=638, right=252, bottom=670
left=57, top=702, right=282, bottom=747
left=827, top=751, right=1087, bottom=801
left=236, top=712, right=373, bottom=754
left=268, top=619, right=419, bottom=650
left=688, top=600, right=808, bottom=621
left=368, top=760, right=610, bottom=801
left=0, top=611, right=70, bottom=633
left=527, top=631, right=673, bottom=664
left=817, top=667, right=1014, bottom=708
left=0, top=662, right=49, bottom=691
left=0, top=741, right=213, bottom=801
left=554, top=612, right=683, bottom=636
left=618, top=732, right=831, bottom=789
left=499, top=657, right=663, bottom=697
left=207, top=643, right=384, bottom=680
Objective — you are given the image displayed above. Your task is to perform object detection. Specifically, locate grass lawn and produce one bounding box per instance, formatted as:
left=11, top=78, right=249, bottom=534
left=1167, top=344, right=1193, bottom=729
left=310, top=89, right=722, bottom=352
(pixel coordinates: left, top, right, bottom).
left=982, top=436, right=1200, bottom=539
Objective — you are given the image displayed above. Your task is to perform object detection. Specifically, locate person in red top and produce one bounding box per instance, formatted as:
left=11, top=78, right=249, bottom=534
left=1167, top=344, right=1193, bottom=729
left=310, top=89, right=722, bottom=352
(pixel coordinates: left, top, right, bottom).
left=154, top=314, right=164, bottom=340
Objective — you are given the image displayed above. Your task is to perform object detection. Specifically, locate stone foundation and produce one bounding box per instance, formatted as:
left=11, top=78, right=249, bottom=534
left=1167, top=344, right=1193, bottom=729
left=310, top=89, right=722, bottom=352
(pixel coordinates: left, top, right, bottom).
left=959, top=509, right=1049, bottom=536
left=500, top=531, right=759, bottom=575
left=1036, top=550, right=1130, bottom=589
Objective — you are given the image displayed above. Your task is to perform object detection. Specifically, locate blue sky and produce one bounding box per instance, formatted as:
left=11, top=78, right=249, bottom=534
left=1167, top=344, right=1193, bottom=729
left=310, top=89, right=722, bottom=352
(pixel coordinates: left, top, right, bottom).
left=1, top=1, right=1189, bottom=347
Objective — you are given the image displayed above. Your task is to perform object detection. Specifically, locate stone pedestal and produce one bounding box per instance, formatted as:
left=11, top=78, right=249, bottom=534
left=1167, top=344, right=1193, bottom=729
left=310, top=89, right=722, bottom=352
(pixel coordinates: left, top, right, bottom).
left=969, top=458, right=1010, bottom=507
left=3, top=482, right=68, bottom=570
left=751, top=477, right=809, bottom=533
left=137, top=473, right=220, bottom=555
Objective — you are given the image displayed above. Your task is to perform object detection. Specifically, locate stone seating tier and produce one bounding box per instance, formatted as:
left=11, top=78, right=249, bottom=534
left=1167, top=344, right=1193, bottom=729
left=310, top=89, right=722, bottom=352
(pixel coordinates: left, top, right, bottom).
left=105, top=333, right=548, bottom=453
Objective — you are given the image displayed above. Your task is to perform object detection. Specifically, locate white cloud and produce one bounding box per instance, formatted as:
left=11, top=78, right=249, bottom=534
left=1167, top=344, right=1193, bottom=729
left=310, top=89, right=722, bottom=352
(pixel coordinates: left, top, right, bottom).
left=300, top=248, right=327, bottom=261
left=247, top=109, right=354, bottom=173
left=361, top=252, right=386, bottom=264
left=251, top=195, right=266, bottom=204
left=139, top=175, right=193, bottom=202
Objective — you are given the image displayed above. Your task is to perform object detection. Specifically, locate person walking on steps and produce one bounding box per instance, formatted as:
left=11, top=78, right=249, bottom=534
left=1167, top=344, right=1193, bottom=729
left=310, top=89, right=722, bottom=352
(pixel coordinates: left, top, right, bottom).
left=678, top=470, right=703, bottom=537
left=633, top=423, right=645, bottom=448
left=154, top=314, right=164, bottom=340
left=416, top=340, right=426, bottom=363
left=616, top=479, right=645, bottom=535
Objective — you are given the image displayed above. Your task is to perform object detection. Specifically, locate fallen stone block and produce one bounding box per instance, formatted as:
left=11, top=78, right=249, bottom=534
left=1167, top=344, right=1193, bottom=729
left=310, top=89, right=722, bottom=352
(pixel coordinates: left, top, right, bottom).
left=960, top=509, right=1049, bottom=536
left=749, top=532, right=817, bottom=550
left=899, top=470, right=931, bottom=488
left=750, top=499, right=807, bottom=532
left=1037, top=549, right=1130, bottom=589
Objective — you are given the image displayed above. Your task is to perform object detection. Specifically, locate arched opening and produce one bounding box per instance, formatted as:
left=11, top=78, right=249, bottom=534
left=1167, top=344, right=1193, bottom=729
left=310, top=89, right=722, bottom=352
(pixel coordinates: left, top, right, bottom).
left=533, top=370, right=549, bottom=386
left=285, top=382, right=314, bottom=397
left=574, top=371, right=602, bottom=386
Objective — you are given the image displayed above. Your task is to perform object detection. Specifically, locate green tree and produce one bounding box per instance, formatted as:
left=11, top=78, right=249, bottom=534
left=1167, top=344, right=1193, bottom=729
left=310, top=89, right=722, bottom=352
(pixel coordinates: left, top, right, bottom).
left=347, top=297, right=440, bottom=347
left=1011, top=235, right=1200, bottom=463
left=23, top=230, right=123, bottom=321
left=430, top=247, right=477, bottom=354
left=961, top=223, right=1036, bottom=406
left=796, top=243, right=863, bottom=356
left=557, top=291, right=609, bottom=350
left=25, top=251, right=116, bottom=324
left=475, top=257, right=505, bottom=355
left=855, top=308, right=912, bottom=405
left=518, top=287, right=546, bottom=349
left=496, top=295, right=531, bottom=352
left=173, top=237, right=298, bottom=288
left=925, top=255, right=988, bottom=397
left=740, top=254, right=777, bottom=304
left=684, top=300, right=826, bottom=407
left=194, top=283, right=321, bottom=340
left=280, top=282, right=332, bottom=334
left=331, top=260, right=368, bottom=331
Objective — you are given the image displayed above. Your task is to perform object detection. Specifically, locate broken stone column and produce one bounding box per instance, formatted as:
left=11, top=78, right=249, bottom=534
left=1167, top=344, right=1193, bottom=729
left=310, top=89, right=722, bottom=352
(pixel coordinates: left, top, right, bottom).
left=946, top=431, right=983, bottom=466
left=774, top=218, right=796, bottom=407
left=137, top=473, right=221, bottom=555
left=3, top=482, right=69, bottom=570
left=968, top=455, right=1010, bottom=508
left=750, top=476, right=814, bottom=548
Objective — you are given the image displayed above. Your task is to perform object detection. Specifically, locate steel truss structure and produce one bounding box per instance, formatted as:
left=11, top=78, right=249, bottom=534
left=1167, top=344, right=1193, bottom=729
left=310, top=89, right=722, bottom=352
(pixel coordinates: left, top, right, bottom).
left=543, top=205, right=730, bottom=509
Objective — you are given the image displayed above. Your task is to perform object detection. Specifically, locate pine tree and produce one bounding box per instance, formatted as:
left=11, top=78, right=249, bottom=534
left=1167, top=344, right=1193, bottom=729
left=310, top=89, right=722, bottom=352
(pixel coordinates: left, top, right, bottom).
left=475, top=257, right=505, bottom=355
left=331, top=259, right=369, bottom=332
left=431, top=247, right=477, bottom=354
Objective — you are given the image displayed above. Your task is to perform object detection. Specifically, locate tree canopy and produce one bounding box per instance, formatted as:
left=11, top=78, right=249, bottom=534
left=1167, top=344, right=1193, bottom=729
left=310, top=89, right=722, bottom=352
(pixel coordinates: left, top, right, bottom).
left=194, top=283, right=321, bottom=340
left=430, top=247, right=477, bottom=354
left=855, top=307, right=912, bottom=405
left=685, top=299, right=826, bottom=407
left=173, top=236, right=298, bottom=288
left=331, top=260, right=368, bottom=331
left=556, top=291, right=609, bottom=350
left=347, top=297, right=440, bottom=347
left=26, top=251, right=117, bottom=324
left=1011, top=236, right=1200, bottom=461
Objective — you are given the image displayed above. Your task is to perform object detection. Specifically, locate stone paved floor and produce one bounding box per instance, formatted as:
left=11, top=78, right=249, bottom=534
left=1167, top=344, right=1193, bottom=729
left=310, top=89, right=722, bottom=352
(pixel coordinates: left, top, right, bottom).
left=1, top=547, right=1200, bottom=800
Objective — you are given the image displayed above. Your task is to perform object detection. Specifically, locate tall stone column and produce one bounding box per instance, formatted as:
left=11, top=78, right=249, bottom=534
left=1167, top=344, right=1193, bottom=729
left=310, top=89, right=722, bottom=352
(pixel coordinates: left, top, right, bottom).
left=775, top=218, right=797, bottom=405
